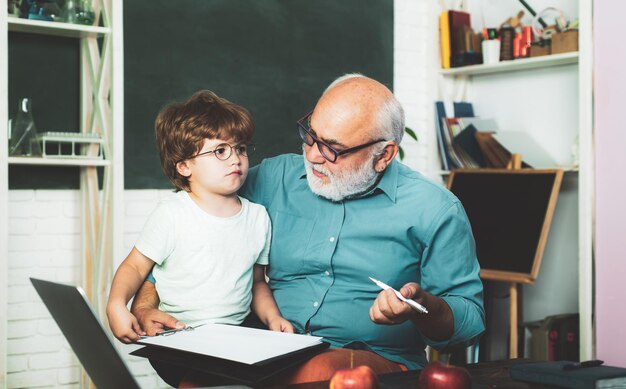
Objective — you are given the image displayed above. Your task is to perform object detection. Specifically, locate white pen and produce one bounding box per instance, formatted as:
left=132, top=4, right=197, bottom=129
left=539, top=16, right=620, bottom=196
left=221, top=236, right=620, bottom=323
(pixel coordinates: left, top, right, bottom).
left=369, top=277, right=429, bottom=314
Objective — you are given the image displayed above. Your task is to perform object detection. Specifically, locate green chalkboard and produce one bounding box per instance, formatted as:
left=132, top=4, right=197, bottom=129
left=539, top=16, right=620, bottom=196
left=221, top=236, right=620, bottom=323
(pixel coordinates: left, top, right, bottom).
left=7, top=1, right=392, bottom=189
left=124, top=0, right=393, bottom=189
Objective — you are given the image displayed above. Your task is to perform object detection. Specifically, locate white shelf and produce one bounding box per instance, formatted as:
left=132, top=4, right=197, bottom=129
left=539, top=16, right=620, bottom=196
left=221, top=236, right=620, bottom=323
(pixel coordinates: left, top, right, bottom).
left=440, top=52, right=579, bottom=77
left=438, top=166, right=580, bottom=175
left=8, top=156, right=110, bottom=167
left=8, top=17, right=110, bottom=38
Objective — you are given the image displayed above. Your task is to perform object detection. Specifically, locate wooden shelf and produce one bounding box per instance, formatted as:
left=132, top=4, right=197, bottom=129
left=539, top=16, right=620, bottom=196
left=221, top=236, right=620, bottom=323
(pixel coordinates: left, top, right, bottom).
left=440, top=52, right=579, bottom=77
left=8, top=156, right=110, bottom=167
left=8, top=17, right=110, bottom=38
left=438, top=166, right=579, bottom=175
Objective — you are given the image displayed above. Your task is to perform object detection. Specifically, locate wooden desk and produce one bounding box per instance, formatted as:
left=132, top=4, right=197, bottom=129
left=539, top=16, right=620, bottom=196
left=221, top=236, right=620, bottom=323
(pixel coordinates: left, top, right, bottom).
left=274, top=359, right=555, bottom=389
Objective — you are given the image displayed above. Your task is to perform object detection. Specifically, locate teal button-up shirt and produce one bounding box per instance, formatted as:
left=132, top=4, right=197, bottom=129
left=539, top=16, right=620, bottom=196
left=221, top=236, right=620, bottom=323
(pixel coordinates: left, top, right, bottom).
left=240, top=154, right=485, bottom=369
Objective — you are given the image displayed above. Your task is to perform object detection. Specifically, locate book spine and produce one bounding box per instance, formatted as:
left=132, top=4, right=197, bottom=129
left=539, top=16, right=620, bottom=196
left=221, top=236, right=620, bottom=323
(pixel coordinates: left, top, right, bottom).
left=435, top=102, right=454, bottom=169
left=439, top=11, right=451, bottom=69
left=440, top=117, right=464, bottom=168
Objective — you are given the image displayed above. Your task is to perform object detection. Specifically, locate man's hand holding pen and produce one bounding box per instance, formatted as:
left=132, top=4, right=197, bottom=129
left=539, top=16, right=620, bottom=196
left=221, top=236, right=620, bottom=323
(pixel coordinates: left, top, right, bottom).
left=369, top=282, right=428, bottom=325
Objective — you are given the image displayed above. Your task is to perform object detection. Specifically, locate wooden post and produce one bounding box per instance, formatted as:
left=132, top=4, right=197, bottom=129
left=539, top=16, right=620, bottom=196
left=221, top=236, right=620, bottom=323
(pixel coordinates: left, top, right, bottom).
left=509, top=282, right=518, bottom=358
left=507, top=153, right=522, bottom=170
left=506, top=155, right=522, bottom=358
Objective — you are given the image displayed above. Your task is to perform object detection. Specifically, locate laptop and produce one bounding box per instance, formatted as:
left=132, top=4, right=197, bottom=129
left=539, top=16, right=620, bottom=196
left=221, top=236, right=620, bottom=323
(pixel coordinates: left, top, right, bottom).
left=30, top=278, right=140, bottom=389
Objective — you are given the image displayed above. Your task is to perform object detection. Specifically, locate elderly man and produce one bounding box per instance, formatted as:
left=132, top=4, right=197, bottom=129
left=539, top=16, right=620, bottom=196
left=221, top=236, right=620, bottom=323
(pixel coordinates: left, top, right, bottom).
left=132, top=74, right=485, bottom=384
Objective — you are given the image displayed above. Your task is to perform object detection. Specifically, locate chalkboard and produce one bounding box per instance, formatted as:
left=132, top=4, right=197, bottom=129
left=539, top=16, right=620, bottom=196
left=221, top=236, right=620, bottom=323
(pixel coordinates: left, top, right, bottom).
left=448, top=169, right=563, bottom=284
left=124, top=0, right=393, bottom=189
left=7, top=1, right=392, bottom=189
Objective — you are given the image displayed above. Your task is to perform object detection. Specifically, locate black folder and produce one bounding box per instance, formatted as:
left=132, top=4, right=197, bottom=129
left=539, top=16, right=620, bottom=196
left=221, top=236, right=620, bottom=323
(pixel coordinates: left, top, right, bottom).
left=131, top=341, right=329, bottom=385
left=510, top=360, right=626, bottom=389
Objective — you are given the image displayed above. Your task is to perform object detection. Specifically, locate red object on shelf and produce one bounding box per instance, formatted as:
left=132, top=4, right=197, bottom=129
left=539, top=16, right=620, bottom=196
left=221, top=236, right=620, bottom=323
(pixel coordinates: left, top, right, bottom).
left=513, top=32, right=522, bottom=58
left=520, top=26, right=533, bottom=57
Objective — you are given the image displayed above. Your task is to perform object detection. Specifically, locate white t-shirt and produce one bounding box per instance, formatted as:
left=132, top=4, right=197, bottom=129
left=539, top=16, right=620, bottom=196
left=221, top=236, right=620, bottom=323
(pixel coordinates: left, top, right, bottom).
left=135, top=191, right=271, bottom=325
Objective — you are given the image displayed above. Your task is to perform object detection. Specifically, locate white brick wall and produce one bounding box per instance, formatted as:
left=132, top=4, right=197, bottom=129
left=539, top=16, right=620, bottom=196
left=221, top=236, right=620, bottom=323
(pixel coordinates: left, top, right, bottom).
left=6, top=190, right=81, bottom=388
left=6, top=190, right=169, bottom=388
left=4, top=1, right=436, bottom=386
left=395, top=0, right=443, bottom=183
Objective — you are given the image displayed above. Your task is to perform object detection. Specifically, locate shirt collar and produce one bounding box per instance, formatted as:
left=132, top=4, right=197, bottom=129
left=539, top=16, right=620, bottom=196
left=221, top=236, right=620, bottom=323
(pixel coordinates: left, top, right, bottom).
left=297, top=157, right=399, bottom=203
left=374, top=159, right=398, bottom=202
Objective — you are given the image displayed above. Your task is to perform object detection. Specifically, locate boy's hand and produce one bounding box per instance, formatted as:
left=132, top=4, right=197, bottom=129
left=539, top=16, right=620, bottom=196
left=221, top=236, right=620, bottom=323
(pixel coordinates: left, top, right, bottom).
left=267, top=316, right=295, bottom=333
left=133, top=306, right=185, bottom=336
left=106, top=303, right=145, bottom=343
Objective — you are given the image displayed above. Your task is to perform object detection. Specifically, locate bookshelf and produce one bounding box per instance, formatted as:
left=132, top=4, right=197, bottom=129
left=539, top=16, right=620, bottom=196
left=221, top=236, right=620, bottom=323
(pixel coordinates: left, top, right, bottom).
left=1, top=2, right=124, bottom=386
left=8, top=17, right=110, bottom=38
left=440, top=52, right=579, bottom=77
left=437, top=0, right=593, bottom=361
left=7, top=156, right=111, bottom=166
left=438, top=166, right=579, bottom=177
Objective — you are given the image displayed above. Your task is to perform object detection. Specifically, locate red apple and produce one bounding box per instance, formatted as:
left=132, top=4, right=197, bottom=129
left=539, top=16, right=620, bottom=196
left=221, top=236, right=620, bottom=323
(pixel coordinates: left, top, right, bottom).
left=418, top=361, right=471, bottom=389
left=329, top=365, right=380, bottom=389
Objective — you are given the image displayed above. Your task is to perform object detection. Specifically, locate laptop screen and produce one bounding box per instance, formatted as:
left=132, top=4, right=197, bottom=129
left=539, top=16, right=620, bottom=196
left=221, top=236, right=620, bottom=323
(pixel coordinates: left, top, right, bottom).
left=30, top=278, right=139, bottom=389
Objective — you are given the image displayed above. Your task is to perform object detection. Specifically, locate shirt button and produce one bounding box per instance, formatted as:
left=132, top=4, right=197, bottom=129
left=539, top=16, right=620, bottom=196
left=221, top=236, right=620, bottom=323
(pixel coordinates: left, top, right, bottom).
left=329, top=237, right=335, bottom=242
left=325, top=271, right=330, bottom=276
left=313, top=301, right=319, bottom=307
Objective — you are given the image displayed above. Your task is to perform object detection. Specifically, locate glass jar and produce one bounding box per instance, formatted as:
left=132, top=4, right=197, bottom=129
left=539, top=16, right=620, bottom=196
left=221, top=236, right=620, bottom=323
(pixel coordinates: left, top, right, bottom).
left=76, top=0, right=95, bottom=25
left=61, top=0, right=94, bottom=25
left=9, top=98, right=42, bottom=156
left=61, top=0, right=79, bottom=23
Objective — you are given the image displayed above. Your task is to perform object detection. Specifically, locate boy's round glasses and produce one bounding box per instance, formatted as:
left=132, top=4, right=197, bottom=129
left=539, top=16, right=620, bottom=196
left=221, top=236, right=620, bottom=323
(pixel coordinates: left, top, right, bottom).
left=188, top=143, right=255, bottom=162
left=296, top=111, right=386, bottom=163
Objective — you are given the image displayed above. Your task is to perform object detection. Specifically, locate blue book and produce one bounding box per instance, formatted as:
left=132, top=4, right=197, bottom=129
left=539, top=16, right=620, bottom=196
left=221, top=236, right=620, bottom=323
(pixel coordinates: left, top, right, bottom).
left=510, top=360, right=626, bottom=389
left=453, top=101, right=474, bottom=118
left=435, top=102, right=454, bottom=170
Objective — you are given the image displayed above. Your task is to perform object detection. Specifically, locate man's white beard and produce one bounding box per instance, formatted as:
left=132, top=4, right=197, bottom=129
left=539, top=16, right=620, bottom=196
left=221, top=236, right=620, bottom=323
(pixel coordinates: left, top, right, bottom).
left=304, top=150, right=381, bottom=202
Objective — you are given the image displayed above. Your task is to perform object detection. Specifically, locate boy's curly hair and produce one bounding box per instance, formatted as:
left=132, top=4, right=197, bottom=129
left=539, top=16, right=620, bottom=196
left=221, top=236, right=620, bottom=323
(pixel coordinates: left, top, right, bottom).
left=155, top=90, right=254, bottom=192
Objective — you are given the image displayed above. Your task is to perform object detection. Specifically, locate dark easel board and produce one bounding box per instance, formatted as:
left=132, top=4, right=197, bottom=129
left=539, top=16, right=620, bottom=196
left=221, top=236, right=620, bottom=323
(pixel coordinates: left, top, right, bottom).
left=447, top=169, right=564, bottom=284
left=448, top=168, right=563, bottom=359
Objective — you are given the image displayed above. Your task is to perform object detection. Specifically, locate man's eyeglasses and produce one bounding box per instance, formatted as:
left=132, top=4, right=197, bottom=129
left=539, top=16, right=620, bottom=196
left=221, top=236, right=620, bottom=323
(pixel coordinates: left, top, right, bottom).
left=184, top=143, right=254, bottom=162
left=296, top=111, right=386, bottom=163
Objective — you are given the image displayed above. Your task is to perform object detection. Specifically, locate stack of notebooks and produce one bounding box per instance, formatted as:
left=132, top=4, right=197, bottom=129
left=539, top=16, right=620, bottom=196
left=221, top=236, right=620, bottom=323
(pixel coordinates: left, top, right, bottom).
left=510, top=360, right=626, bottom=389
left=439, top=10, right=482, bottom=68
left=435, top=101, right=556, bottom=170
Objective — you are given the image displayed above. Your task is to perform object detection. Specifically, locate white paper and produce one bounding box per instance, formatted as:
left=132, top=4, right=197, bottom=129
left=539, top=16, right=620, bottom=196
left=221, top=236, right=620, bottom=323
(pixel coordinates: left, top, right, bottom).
left=457, top=117, right=500, bottom=132
left=137, top=324, right=323, bottom=365
left=493, top=131, right=556, bottom=168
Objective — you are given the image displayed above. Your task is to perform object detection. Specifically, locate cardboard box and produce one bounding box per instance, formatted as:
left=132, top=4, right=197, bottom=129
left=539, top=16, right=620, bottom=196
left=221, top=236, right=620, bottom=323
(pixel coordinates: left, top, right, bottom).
left=551, top=30, right=578, bottom=54
left=530, top=41, right=551, bottom=57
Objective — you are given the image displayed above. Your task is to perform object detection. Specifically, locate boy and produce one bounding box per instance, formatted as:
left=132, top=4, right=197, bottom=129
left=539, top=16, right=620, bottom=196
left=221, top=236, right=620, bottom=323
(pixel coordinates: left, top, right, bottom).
left=106, top=90, right=293, bottom=344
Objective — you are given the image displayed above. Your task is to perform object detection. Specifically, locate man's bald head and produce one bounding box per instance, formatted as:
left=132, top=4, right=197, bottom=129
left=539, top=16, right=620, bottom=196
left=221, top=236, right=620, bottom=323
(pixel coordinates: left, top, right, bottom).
left=316, top=74, right=405, bottom=145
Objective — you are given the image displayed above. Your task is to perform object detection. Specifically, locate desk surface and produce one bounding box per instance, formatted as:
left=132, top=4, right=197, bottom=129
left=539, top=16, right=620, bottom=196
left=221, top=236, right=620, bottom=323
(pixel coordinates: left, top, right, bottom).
left=278, top=359, right=557, bottom=389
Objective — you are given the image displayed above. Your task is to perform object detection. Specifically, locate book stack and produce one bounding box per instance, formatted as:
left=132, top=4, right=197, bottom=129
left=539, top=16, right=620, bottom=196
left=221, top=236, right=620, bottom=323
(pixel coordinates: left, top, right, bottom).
left=435, top=101, right=556, bottom=170
left=510, top=360, right=626, bottom=389
left=439, top=10, right=482, bottom=69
